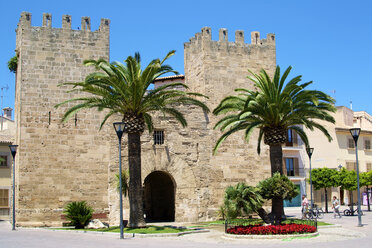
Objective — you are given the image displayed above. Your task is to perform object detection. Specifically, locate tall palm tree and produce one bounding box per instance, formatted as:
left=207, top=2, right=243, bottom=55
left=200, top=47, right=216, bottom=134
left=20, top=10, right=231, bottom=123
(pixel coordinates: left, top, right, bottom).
left=56, top=51, right=209, bottom=227
left=213, top=66, right=336, bottom=223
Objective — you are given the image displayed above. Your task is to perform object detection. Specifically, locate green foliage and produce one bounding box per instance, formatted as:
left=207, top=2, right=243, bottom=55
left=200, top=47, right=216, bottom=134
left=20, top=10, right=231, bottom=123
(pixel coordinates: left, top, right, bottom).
left=223, top=183, right=264, bottom=219
left=63, top=201, right=93, bottom=229
left=213, top=65, right=336, bottom=154
left=257, top=173, right=299, bottom=200
left=8, top=55, right=17, bottom=73
left=311, top=167, right=339, bottom=190
left=115, top=170, right=129, bottom=197
left=360, top=171, right=372, bottom=187
left=338, top=168, right=357, bottom=191
left=55, top=51, right=209, bottom=131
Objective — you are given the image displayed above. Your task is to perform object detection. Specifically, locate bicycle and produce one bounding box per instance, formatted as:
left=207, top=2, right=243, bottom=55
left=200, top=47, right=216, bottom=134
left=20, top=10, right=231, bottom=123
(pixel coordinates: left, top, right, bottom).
left=343, top=207, right=364, bottom=216
left=305, top=207, right=324, bottom=219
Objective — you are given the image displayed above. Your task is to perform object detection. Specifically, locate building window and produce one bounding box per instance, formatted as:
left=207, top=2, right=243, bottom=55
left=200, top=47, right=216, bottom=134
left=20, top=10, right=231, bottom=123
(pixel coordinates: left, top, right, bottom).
left=348, top=138, right=355, bottom=149
left=286, top=158, right=295, bottom=176
left=365, top=139, right=371, bottom=150
left=346, top=162, right=356, bottom=171
left=367, top=163, right=372, bottom=172
left=153, top=130, right=164, bottom=145
left=0, top=156, right=8, bottom=167
left=0, top=189, right=9, bottom=208
left=286, top=129, right=298, bottom=147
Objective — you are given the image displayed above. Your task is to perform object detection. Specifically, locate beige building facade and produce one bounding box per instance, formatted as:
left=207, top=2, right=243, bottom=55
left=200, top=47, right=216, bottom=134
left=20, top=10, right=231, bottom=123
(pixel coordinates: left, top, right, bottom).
left=303, top=106, right=372, bottom=208
left=14, top=12, right=276, bottom=226
left=0, top=108, right=15, bottom=219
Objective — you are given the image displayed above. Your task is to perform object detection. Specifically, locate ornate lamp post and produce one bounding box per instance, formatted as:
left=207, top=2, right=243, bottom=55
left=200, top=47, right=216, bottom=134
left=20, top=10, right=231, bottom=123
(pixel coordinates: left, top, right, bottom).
left=306, top=147, right=314, bottom=209
left=9, top=145, right=18, bottom=231
left=350, top=128, right=363, bottom=227
left=113, top=122, right=126, bottom=239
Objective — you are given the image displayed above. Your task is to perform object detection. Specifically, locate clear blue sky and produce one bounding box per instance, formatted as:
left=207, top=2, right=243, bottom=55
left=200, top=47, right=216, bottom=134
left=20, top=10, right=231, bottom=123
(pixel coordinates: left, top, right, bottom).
left=1, top=0, right=371, bottom=116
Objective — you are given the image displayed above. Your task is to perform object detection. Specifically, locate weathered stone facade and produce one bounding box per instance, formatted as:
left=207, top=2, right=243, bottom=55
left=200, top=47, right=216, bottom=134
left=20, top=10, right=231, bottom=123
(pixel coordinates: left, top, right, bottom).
left=15, top=12, right=275, bottom=226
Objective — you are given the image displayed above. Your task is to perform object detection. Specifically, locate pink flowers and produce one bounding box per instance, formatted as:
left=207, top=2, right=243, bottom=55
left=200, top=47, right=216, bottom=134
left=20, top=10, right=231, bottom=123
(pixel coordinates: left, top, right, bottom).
left=226, top=223, right=316, bottom=235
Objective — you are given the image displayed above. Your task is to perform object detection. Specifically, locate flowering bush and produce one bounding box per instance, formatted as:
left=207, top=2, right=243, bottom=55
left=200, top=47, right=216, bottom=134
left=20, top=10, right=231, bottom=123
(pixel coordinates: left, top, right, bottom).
left=227, top=223, right=316, bottom=235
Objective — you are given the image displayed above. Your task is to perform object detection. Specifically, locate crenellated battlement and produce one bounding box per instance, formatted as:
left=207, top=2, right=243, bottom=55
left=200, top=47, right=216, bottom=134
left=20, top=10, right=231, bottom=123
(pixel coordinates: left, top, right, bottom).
left=184, top=27, right=276, bottom=98
left=184, top=27, right=275, bottom=50
left=17, top=12, right=110, bottom=33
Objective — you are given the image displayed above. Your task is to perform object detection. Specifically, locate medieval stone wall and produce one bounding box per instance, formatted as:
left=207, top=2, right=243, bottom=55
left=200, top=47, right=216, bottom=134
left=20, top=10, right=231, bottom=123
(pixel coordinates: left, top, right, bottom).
left=15, top=12, right=112, bottom=226
left=15, top=13, right=276, bottom=226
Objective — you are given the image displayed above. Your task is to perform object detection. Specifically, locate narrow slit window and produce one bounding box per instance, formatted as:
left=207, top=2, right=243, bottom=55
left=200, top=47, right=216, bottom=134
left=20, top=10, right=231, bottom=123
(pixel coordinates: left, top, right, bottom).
left=153, top=130, right=164, bottom=145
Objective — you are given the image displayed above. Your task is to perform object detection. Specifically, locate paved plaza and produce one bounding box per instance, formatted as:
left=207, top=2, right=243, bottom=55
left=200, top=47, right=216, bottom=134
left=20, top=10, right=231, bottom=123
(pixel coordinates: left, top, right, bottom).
left=1, top=206, right=371, bottom=248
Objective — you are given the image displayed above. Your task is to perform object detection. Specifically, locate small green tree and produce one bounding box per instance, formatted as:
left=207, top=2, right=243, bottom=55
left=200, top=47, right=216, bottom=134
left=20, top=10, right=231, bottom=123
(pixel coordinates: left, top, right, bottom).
left=338, top=168, right=358, bottom=212
left=223, top=183, right=270, bottom=224
left=310, top=167, right=339, bottom=213
left=257, top=173, right=299, bottom=224
left=8, top=55, right=17, bottom=73
left=64, top=201, right=93, bottom=229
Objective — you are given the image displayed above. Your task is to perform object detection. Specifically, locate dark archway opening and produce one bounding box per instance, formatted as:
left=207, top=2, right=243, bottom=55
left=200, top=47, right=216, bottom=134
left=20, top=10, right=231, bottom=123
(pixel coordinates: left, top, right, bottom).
left=144, top=171, right=175, bottom=222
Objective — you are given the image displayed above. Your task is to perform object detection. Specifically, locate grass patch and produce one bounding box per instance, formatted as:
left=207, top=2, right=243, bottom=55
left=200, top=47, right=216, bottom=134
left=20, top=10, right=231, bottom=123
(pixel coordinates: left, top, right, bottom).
left=54, top=225, right=189, bottom=234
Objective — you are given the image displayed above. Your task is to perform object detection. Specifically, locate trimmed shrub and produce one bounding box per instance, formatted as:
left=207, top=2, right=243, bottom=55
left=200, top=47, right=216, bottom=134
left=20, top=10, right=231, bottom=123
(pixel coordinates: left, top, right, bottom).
left=64, top=201, right=93, bottom=229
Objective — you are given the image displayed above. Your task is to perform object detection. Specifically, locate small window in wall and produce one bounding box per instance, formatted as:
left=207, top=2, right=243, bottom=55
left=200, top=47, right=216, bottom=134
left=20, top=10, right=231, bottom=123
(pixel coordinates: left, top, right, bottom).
left=0, top=189, right=9, bottom=208
left=153, top=130, right=164, bottom=145
left=365, top=139, right=371, bottom=150
left=348, top=138, right=355, bottom=149
left=346, top=162, right=356, bottom=171
left=0, top=156, right=8, bottom=167
left=367, top=163, right=372, bottom=172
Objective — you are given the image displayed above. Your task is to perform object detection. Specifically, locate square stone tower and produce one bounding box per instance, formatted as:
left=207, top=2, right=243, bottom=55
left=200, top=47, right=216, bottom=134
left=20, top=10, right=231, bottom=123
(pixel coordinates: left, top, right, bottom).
left=14, top=12, right=111, bottom=226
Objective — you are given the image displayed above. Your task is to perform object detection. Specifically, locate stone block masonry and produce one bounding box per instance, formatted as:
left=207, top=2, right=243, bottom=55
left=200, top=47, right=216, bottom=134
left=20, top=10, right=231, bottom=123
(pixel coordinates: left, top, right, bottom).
left=15, top=13, right=275, bottom=226
left=15, top=12, right=112, bottom=226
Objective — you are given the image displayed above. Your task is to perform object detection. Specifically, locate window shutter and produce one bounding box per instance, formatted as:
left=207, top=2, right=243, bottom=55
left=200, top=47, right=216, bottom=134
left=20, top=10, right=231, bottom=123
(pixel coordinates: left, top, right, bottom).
left=294, top=157, right=299, bottom=176
left=293, top=131, right=298, bottom=146
left=283, top=158, right=287, bottom=175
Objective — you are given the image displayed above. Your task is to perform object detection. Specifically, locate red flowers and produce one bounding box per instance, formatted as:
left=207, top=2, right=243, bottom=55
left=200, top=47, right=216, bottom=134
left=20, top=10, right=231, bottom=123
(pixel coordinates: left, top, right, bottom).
left=226, top=223, right=316, bottom=235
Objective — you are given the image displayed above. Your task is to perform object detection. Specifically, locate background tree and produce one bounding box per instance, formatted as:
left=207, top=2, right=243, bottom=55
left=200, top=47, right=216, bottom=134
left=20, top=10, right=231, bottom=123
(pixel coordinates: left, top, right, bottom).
left=338, top=168, right=358, bottom=214
left=56, top=51, right=209, bottom=227
left=213, top=66, right=336, bottom=224
left=360, top=171, right=372, bottom=211
left=310, top=167, right=339, bottom=213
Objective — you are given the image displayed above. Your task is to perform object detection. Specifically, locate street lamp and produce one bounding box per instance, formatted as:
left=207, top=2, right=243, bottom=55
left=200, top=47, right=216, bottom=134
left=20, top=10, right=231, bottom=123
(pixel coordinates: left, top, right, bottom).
left=9, top=145, right=18, bottom=231
left=306, top=147, right=314, bottom=209
left=113, top=122, right=126, bottom=239
left=350, top=128, right=362, bottom=227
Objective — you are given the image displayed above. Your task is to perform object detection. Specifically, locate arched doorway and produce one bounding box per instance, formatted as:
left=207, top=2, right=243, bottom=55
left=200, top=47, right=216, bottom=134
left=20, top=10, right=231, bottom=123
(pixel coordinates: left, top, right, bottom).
left=144, top=171, right=175, bottom=222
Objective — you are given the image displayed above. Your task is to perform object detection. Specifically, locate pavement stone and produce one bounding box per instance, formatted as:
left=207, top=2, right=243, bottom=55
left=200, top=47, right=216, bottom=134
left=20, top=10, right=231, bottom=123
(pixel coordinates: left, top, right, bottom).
left=1, top=206, right=371, bottom=248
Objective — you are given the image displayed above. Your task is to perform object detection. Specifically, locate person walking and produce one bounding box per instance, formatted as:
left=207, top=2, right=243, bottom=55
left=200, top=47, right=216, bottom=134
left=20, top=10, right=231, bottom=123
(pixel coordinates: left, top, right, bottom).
left=302, top=195, right=309, bottom=219
left=332, top=196, right=342, bottom=218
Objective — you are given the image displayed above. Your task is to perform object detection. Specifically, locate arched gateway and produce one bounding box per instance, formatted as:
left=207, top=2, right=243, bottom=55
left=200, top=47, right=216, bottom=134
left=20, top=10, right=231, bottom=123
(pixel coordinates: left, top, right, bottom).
left=144, top=171, right=175, bottom=222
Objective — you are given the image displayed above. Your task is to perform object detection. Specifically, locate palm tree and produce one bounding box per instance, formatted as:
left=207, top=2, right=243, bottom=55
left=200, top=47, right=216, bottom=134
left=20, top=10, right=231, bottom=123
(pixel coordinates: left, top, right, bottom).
left=213, top=66, right=336, bottom=224
left=224, top=183, right=270, bottom=223
left=56, top=51, right=209, bottom=227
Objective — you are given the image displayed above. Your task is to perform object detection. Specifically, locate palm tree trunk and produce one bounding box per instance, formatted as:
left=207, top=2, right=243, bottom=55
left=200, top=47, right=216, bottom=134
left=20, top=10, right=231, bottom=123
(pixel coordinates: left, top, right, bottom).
left=257, top=208, right=271, bottom=224
left=128, top=133, right=146, bottom=228
left=269, top=144, right=283, bottom=175
left=270, top=144, right=284, bottom=224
